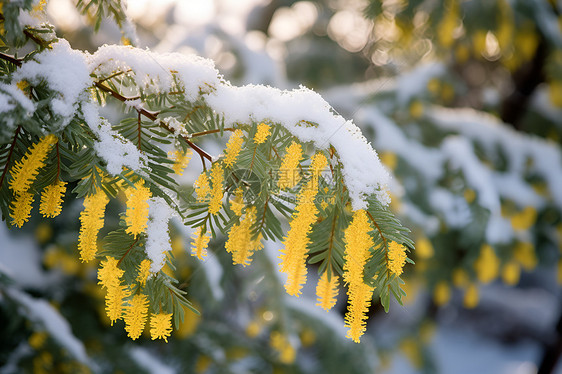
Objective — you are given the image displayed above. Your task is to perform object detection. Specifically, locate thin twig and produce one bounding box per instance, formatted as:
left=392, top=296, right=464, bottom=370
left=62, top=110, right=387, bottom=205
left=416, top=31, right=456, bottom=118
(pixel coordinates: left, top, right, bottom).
left=94, top=81, right=213, bottom=162
left=0, top=52, right=22, bottom=67
left=23, top=29, right=51, bottom=49
left=97, top=69, right=131, bottom=83
left=190, top=128, right=236, bottom=138
left=117, top=237, right=140, bottom=267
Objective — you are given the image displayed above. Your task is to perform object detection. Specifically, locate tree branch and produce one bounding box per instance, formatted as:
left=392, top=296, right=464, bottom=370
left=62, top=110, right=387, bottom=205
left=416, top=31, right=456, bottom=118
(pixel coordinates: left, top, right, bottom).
left=0, top=53, right=23, bottom=67
left=191, top=128, right=236, bottom=138
left=93, top=81, right=213, bottom=162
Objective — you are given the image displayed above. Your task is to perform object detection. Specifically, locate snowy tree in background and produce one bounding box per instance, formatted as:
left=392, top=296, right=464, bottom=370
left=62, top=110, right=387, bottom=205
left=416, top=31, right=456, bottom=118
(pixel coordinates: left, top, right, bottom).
left=1, top=0, right=562, bottom=374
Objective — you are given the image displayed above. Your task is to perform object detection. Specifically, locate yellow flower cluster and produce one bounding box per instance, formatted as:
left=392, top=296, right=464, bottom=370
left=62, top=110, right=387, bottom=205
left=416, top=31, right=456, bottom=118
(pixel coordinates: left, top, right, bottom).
left=388, top=241, right=407, bottom=276
left=463, top=283, right=479, bottom=309
left=223, top=129, right=244, bottom=167
left=229, top=187, right=244, bottom=216
left=136, top=259, right=152, bottom=286
left=97, top=257, right=174, bottom=342
left=513, top=241, right=537, bottom=270
left=191, top=226, right=211, bottom=260
left=436, top=0, right=458, bottom=48
left=16, top=80, right=29, bottom=92
left=474, top=244, right=500, bottom=283
left=316, top=272, right=339, bottom=311
left=269, top=331, right=296, bottom=364
left=510, top=206, right=537, bottom=231
left=194, top=172, right=211, bottom=202
left=150, top=312, right=173, bottom=342
left=97, top=257, right=129, bottom=325
left=124, top=294, right=149, bottom=340
left=10, top=192, right=34, bottom=228
left=452, top=268, right=469, bottom=288
left=501, top=261, right=520, bottom=285
left=208, top=163, right=224, bottom=215
left=433, top=281, right=451, bottom=306
left=78, top=191, right=109, bottom=262
left=39, top=181, right=66, bottom=218
left=253, top=123, right=271, bottom=144
left=415, top=237, right=434, bottom=259
left=169, top=148, right=192, bottom=175
left=343, top=209, right=375, bottom=343
left=32, top=0, right=47, bottom=14
left=225, top=206, right=263, bottom=266
left=279, top=153, right=327, bottom=296
left=278, top=142, right=303, bottom=189
left=9, top=134, right=57, bottom=194
left=9, top=134, right=58, bottom=227
left=124, top=181, right=152, bottom=237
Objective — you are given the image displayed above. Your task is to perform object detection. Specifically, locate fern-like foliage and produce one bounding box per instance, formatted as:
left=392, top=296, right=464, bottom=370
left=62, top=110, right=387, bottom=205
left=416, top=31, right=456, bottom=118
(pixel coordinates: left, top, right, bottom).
left=0, top=1, right=414, bottom=343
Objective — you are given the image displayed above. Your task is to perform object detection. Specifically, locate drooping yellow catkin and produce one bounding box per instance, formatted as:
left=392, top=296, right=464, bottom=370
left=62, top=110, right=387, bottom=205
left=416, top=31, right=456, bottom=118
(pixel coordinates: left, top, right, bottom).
left=39, top=181, right=66, bottom=218
left=230, top=187, right=244, bottom=216
left=452, top=268, right=469, bottom=288
left=225, top=206, right=263, bottom=266
left=9, top=134, right=57, bottom=195
left=278, top=152, right=327, bottom=295
left=106, top=284, right=130, bottom=325
left=270, top=331, right=296, bottom=364
left=343, top=210, right=374, bottom=285
left=474, top=244, right=500, bottom=284
left=415, top=237, right=434, bottom=259
left=254, top=123, right=271, bottom=144
left=169, top=149, right=192, bottom=175
left=194, top=172, right=211, bottom=202
left=343, top=209, right=375, bottom=343
left=388, top=241, right=407, bottom=276
left=124, top=294, right=149, bottom=340
left=137, top=259, right=152, bottom=286
left=513, top=241, right=537, bottom=270
left=433, top=281, right=451, bottom=306
left=97, top=257, right=127, bottom=325
left=32, top=0, right=47, bottom=13
left=28, top=331, right=47, bottom=350
left=16, top=80, right=29, bottom=92
left=150, top=312, right=173, bottom=342
left=436, top=0, right=458, bottom=48
left=78, top=191, right=109, bottom=262
left=97, top=257, right=124, bottom=289
left=277, top=142, right=303, bottom=189
left=223, top=129, right=244, bottom=167
left=345, top=281, right=374, bottom=343
left=463, top=283, right=479, bottom=309
left=124, top=181, right=152, bottom=237
left=10, top=191, right=34, bottom=228
left=501, top=261, right=520, bottom=286
left=279, top=186, right=318, bottom=296
left=191, top=226, right=211, bottom=260
left=208, top=163, right=224, bottom=215
left=316, top=272, right=339, bottom=311
left=510, top=206, right=537, bottom=231
left=308, top=152, right=327, bottom=190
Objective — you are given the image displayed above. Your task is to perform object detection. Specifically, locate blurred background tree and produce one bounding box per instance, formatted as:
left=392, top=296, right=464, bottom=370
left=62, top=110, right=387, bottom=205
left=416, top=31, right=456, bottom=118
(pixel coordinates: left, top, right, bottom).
left=1, top=0, right=562, bottom=373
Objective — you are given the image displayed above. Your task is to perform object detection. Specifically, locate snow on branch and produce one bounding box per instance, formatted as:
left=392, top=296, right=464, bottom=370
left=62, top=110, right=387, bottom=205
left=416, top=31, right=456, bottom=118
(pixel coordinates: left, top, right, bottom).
left=10, top=40, right=390, bottom=210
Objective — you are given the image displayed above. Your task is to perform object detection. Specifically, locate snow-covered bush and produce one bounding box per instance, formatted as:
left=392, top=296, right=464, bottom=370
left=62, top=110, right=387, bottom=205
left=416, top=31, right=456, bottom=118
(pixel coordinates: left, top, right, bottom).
left=0, top=1, right=413, bottom=371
